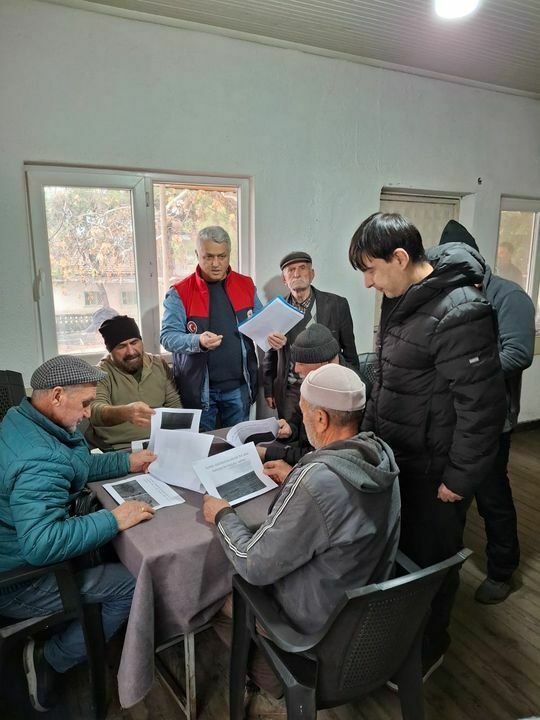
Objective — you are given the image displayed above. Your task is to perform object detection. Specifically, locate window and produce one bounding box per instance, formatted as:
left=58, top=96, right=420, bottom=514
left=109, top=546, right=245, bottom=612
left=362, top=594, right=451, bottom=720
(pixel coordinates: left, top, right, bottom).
left=26, top=167, right=251, bottom=362
left=121, top=290, right=138, bottom=306
left=497, top=198, right=540, bottom=338
left=84, top=291, right=102, bottom=307
left=379, top=192, right=460, bottom=248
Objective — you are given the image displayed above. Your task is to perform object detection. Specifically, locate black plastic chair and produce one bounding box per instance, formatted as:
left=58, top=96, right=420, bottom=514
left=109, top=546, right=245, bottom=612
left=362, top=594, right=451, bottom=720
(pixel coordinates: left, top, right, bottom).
left=0, top=561, right=108, bottom=719
left=0, top=370, right=26, bottom=422
left=357, top=352, right=378, bottom=400
left=230, top=548, right=472, bottom=720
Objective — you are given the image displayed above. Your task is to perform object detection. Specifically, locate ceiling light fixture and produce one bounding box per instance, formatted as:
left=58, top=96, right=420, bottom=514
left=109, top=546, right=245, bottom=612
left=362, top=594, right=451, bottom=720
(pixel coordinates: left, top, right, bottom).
left=434, top=0, right=480, bottom=19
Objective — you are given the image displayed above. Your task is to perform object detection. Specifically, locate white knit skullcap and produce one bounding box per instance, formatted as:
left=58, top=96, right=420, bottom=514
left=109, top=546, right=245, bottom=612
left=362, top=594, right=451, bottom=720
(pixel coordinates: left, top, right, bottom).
left=300, top=364, right=366, bottom=412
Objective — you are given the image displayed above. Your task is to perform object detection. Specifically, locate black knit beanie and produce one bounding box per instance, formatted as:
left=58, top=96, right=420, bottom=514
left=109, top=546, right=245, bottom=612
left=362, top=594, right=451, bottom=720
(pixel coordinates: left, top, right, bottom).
left=99, top=315, right=141, bottom=352
left=291, top=323, right=340, bottom=364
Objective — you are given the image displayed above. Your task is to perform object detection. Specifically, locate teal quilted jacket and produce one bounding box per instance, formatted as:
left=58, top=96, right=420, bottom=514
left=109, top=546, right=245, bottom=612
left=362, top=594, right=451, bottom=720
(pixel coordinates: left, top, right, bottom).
left=0, top=398, right=129, bottom=571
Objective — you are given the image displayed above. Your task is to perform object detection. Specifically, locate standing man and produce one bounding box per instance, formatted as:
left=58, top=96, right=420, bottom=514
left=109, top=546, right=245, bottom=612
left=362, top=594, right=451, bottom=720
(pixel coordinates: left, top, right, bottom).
left=437, top=220, right=536, bottom=603
left=0, top=355, right=155, bottom=712
left=160, top=226, right=284, bottom=431
left=88, top=315, right=181, bottom=450
left=348, top=212, right=507, bottom=675
left=262, top=251, right=359, bottom=420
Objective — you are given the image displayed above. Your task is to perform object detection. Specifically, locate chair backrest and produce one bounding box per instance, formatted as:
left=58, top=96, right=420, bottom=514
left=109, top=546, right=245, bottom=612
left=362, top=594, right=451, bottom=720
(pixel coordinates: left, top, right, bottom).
left=357, top=352, right=378, bottom=399
left=0, top=371, right=26, bottom=422
left=312, top=549, right=472, bottom=706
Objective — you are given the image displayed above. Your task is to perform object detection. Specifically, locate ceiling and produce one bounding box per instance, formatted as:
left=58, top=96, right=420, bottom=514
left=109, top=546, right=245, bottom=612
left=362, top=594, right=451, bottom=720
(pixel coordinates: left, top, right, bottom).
left=44, top=0, right=540, bottom=97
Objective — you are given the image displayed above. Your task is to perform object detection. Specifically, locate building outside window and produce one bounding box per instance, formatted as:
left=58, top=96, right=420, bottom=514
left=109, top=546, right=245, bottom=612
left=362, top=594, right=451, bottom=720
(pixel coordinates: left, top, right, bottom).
left=26, top=167, right=250, bottom=362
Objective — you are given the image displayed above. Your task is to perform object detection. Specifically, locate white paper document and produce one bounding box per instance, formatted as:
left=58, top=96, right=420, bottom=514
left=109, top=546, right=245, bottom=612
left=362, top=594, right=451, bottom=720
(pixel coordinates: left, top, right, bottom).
left=148, top=408, right=202, bottom=451
left=226, top=417, right=279, bottom=447
left=238, top=296, right=303, bottom=351
left=193, top=442, right=277, bottom=506
left=103, top=475, right=184, bottom=510
left=131, top=439, right=150, bottom=451
left=150, top=431, right=214, bottom=492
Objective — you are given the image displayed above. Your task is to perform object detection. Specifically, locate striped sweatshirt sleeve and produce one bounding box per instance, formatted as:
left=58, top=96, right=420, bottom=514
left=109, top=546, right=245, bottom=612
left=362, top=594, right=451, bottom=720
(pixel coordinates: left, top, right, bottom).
left=215, top=463, right=330, bottom=586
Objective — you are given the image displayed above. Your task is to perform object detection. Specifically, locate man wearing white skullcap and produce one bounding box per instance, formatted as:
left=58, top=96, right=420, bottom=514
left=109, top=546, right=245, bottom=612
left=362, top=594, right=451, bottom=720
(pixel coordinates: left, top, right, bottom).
left=203, top=364, right=401, bottom=713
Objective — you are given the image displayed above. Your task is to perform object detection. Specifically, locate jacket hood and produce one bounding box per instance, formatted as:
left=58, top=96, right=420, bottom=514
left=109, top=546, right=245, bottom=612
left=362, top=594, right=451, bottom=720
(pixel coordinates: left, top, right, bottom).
left=439, top=219, right=479, bottom=251
left=298, top=431, right=399, bottom=493
left=425, top=241, right=486, bottom=289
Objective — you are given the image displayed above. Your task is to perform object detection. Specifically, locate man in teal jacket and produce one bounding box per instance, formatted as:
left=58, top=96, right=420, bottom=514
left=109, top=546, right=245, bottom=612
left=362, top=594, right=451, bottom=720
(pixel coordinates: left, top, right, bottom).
left=0, top=355, right=156, bottom=712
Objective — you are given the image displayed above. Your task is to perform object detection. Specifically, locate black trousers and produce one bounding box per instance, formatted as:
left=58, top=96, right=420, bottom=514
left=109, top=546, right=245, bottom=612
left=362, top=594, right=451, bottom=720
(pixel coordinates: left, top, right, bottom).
left=475, top=432, right=520, bottom=581
left=399, top=473, right=470, bottom=659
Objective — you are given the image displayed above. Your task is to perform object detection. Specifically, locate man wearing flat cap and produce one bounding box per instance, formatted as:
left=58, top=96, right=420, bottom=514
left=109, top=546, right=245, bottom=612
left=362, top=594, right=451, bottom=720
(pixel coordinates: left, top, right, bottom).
left=88, top=315, right=181, bottom=450
left=203, top=364, right=400, bottom=713
left=262, top=250, right=359, bottom=422
left=0, top=355, right=156, bottom=712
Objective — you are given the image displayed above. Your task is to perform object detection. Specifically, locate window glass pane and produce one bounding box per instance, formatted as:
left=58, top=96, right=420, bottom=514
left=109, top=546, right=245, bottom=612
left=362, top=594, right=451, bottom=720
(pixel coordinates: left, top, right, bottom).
left=43, top=186, right=139, bottom=354
left=153, top=184, right=239, bottom=316
left=496, top=211, right=533, bottom=290
left=379, top=197, right=459, bottom=248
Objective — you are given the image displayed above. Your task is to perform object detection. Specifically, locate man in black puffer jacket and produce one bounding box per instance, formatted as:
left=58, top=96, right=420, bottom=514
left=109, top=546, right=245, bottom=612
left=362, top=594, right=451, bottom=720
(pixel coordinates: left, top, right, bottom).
left=434, top=220, right=535, bottom=605
left=349, top=212, right=507, bottom=677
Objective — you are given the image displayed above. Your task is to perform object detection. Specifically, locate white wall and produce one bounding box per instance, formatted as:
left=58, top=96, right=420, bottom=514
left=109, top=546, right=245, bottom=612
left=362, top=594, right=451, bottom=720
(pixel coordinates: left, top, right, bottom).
left=1, top=0, right=539, bottom=419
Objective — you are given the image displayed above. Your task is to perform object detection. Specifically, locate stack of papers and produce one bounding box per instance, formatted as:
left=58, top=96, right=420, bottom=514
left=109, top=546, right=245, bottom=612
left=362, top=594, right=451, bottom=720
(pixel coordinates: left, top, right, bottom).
left=226, top=417, right=279, bottom=447
left=238, top=296, right=303, bottom=351
left=194, top=443, right=277, bottom=506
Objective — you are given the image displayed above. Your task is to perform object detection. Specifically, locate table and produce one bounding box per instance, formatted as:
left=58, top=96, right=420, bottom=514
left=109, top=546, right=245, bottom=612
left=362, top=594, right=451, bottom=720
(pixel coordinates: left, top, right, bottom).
left=90, top=434, right=276, bottom=712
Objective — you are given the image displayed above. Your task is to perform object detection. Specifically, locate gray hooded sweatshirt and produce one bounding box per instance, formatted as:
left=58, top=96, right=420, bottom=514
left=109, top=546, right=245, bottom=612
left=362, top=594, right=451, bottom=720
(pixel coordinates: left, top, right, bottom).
left=216, top=431, right=401, bottom=633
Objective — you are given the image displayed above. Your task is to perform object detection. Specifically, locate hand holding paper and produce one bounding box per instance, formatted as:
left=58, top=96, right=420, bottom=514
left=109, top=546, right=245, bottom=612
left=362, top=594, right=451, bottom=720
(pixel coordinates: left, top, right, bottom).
left=238, top=297, right=303, bottom=351
left=202, top=495, right=231, bottom=524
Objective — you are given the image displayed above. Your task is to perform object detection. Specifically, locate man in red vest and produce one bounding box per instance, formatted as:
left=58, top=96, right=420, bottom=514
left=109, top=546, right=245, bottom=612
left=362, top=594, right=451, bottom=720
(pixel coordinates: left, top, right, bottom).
left=160, top=226, right=285, bottom=431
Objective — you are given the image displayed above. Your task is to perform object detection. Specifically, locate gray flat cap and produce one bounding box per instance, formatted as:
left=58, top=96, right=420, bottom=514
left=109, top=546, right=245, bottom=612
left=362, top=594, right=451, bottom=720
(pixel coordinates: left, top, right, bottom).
left=279, top=251, right=312, bottom=271
left=31, top=355, right=107, bottom=390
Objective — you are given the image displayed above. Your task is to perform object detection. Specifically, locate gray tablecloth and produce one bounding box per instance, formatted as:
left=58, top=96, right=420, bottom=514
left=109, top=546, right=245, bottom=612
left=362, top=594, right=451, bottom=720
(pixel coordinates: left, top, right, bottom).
left=90, top=435, right=276, bottom=708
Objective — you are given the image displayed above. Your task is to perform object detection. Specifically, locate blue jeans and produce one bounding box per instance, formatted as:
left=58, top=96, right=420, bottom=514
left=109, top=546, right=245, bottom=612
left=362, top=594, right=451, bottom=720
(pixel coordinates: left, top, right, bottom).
left=200, top=384, right=251, bottom=432
left=0, top=563, right=135, bottom=673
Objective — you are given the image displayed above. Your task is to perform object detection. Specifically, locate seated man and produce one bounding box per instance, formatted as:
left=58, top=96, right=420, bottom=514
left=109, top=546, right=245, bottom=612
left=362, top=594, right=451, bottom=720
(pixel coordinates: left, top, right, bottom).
left=259, top=323, right=343, bottom=474
left=203, top=364, right=400, bottom=716
left=88, top=315, right=181, bottom=450
left=0, top=355, right=156, bottom=712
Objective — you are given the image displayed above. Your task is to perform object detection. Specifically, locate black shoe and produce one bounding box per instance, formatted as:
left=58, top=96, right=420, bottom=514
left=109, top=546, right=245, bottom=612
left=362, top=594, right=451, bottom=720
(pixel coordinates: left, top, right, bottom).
left=23, top=638, right=60, bottom=712
left=475, top=577, right=513, bottom=604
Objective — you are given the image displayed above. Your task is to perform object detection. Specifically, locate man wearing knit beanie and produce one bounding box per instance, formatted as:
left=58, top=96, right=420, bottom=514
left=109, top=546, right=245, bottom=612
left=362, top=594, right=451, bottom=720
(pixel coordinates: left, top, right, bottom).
left=259, top=324, right=351, bottom=479
left=87, top=315, right=181, bottom=450
left=431, top=221, right=535, bottom=605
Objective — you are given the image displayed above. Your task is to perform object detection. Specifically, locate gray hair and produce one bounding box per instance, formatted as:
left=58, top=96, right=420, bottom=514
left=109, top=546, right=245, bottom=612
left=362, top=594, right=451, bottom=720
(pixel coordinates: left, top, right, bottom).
left=197, top=226, right=231, bottom=250
left=326, top=408, right=364, bottom=429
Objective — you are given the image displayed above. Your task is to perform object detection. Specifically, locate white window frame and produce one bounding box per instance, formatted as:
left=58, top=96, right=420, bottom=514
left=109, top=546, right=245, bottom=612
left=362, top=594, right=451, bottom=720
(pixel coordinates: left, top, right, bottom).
left=25, top=165, right=252, bottom=364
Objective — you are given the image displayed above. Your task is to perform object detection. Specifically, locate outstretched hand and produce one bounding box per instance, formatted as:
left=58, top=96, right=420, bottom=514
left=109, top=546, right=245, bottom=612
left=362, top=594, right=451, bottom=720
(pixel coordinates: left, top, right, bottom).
left=128, top=450, right=157, bottom=474
left=263, top=459, right=292, bottom=484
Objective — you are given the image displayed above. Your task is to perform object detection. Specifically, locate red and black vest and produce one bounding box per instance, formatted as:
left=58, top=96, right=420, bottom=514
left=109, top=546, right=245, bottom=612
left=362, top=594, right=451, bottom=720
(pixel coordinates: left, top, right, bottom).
left=172, top=267, right=259, bottom=409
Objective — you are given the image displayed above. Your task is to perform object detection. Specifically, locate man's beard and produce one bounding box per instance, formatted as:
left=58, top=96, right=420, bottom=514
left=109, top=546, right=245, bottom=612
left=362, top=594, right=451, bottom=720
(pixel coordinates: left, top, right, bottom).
left=120, top=354, right=143, bottom=374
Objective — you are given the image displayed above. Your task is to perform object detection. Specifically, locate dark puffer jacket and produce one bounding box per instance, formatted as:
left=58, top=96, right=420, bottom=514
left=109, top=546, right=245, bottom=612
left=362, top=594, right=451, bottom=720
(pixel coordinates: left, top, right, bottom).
left=363, top=244, right=507, bottom=498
